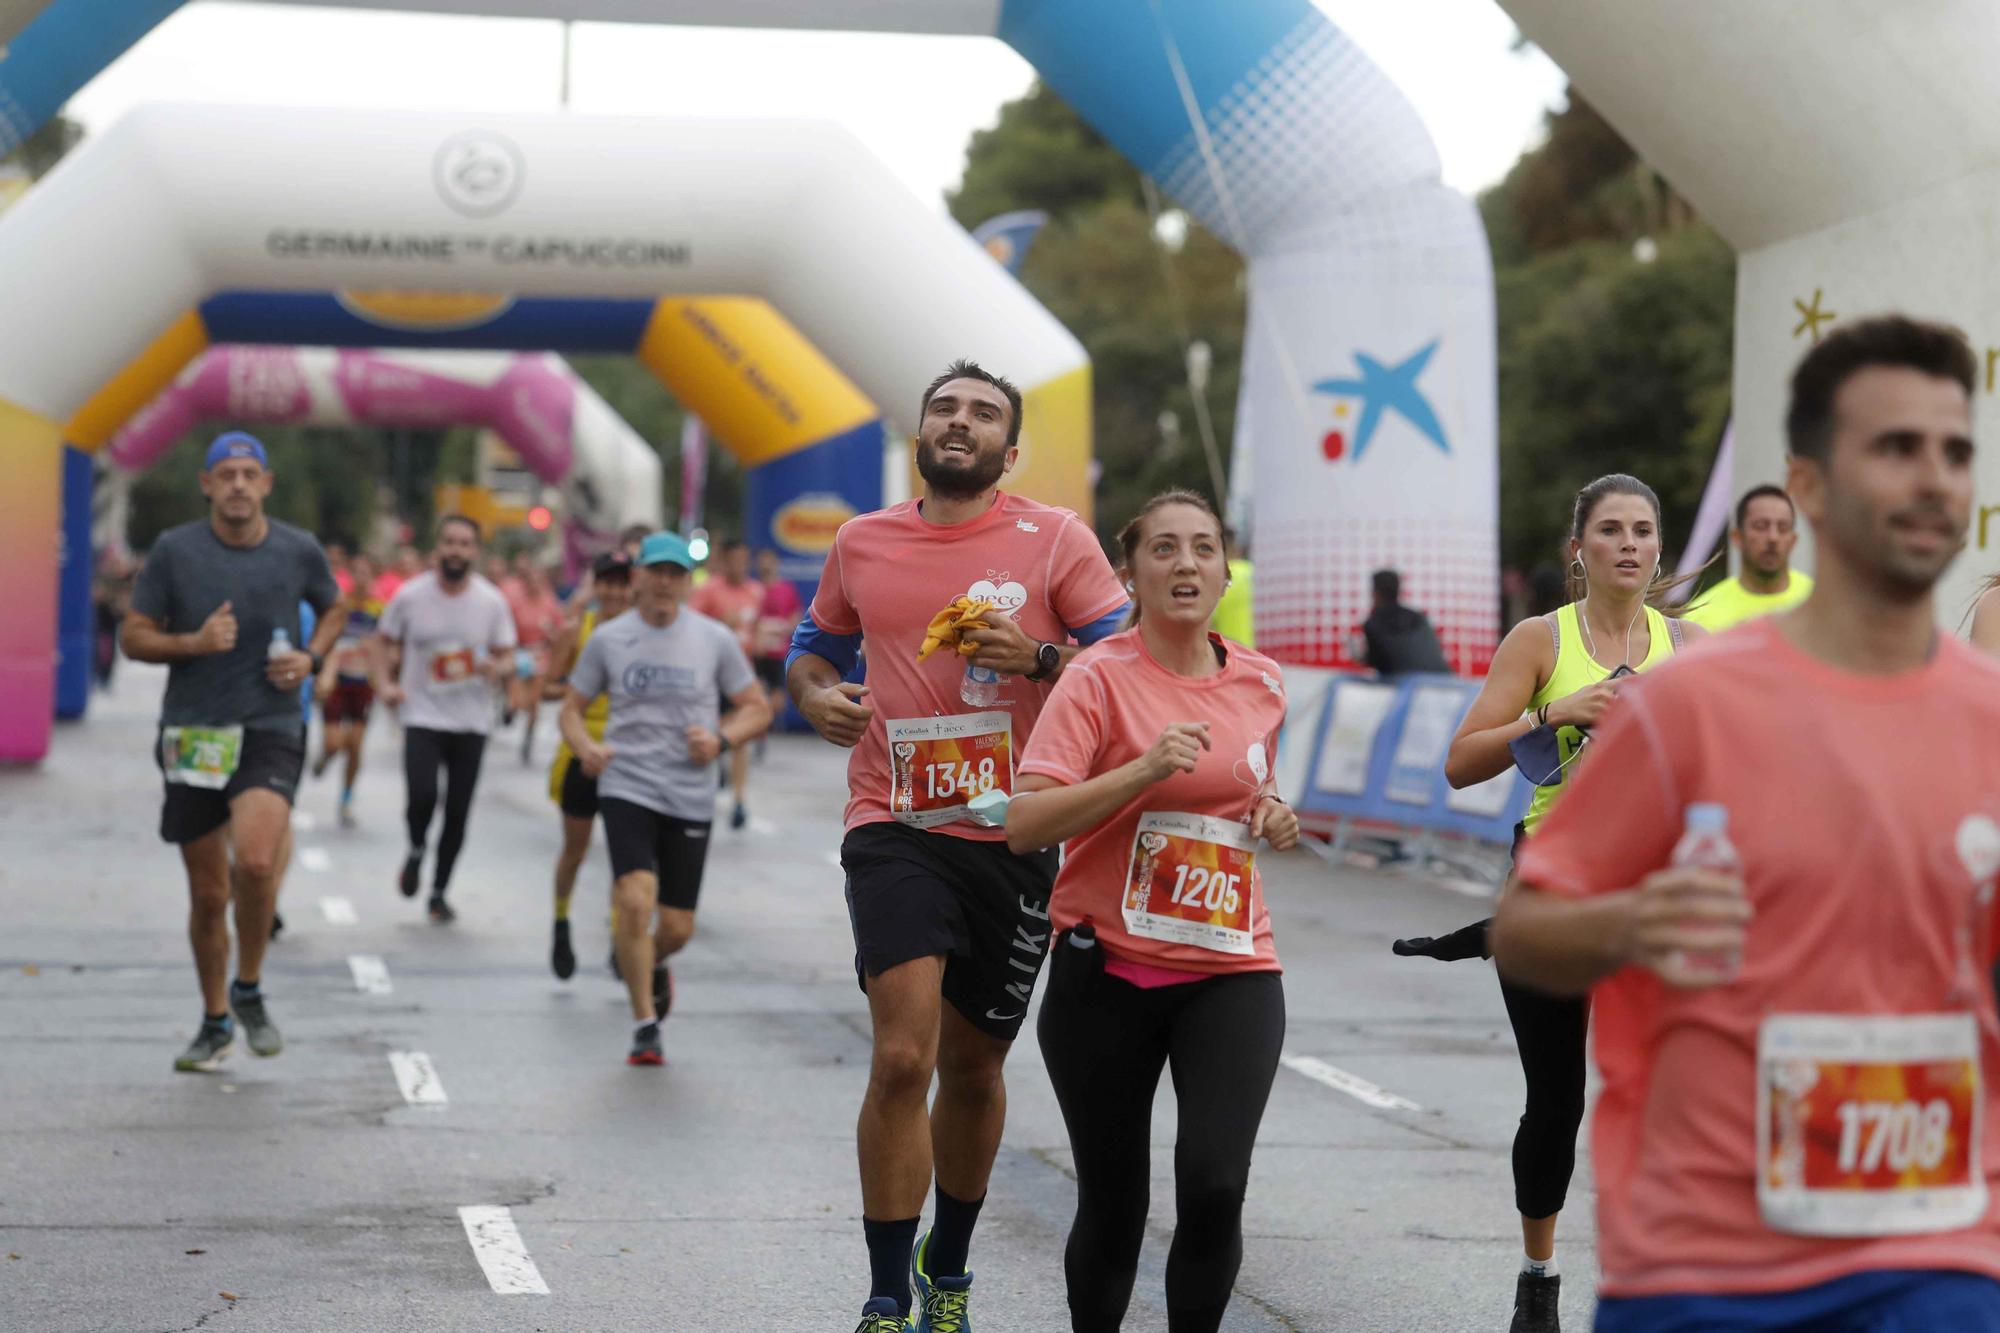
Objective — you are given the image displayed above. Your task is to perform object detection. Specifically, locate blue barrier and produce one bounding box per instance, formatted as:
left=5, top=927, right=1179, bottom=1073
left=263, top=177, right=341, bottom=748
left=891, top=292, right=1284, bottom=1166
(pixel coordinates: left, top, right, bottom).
left=1294, top=672, right=1530, bottom=847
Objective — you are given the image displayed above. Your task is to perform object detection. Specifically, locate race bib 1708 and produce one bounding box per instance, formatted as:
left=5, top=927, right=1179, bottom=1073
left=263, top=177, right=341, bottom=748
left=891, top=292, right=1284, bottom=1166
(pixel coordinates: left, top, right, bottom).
left=887, top=712, right=1013, bottom=829
left=1758, top=1012, right=1985, bottom=1237
left=1122, top=811, right=1257, bottom=956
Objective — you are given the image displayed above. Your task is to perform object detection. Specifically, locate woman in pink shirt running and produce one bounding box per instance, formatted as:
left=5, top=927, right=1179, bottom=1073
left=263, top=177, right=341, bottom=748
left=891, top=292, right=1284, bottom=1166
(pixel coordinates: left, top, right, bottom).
left=1007, top=490, right=1299, bottom=1333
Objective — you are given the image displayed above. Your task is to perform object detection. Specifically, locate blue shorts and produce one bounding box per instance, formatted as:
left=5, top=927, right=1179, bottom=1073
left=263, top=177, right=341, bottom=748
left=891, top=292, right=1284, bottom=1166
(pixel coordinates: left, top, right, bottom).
left=1595, top=1268, right=2000, bottom=1332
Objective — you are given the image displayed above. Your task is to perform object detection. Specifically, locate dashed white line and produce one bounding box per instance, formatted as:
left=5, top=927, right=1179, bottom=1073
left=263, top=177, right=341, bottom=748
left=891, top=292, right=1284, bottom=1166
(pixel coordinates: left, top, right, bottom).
left=348, top=954, right=392, bottom=995
left=457, top=1205, right=549, bottom=1295
left=1281, top=1053, right=1423, bottom=1112
left=298, top=846, right=332, bottom=873
left=319, top=896, right=358, bottom=925
left=389, top=1051, right=447, bottom=1106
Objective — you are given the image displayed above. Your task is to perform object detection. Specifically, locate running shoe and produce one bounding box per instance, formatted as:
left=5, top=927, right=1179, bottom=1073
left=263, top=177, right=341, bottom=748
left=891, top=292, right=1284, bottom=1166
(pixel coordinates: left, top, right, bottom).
left=853, top=1298, right=911, bottom=1333
left=269, top=912, right=284, bottom=941
left=1509, top=1272, right=1560, bottom=1333
left=229, top=992, right=283, bottom=1058
left=311, top=751, right=332, bottom=780
left=1391, top=918, right=1491, bottom=962
left=652, top=963, right=673, bottom=1022
left=338, top=801, right=357, bottom=830
left=628, top=1021, right=664, bottom=1066
left=552, top=919, right=576, bottom=980
left=173, top=1019, right=235, bottom=1073
left=731, top=802, right=748, bottom=831
left=912, top=1231, right=972, bottom=1333
left=428, top=895, right=456, bottom=924
left=398, top=853, right=422, bottom=898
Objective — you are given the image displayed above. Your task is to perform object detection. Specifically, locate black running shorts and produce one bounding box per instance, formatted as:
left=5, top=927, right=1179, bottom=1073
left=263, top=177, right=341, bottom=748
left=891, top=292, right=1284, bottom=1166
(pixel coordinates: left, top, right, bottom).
left=753, top=657, right=786, bottom=692
left=557, top=754, right=599, bottom=820
left=156, top=725, right=306, bottom=845
left=840, top=820, right=1059, bottom=1042
left=600, top=797, right=712, bottom=910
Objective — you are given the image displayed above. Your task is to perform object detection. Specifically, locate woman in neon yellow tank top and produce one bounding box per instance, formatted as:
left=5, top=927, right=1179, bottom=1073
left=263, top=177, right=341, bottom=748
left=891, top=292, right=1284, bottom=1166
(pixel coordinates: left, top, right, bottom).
left=1398, top=474, right=1706, bottom=1331
left=542, top=554, right=635, bottom=981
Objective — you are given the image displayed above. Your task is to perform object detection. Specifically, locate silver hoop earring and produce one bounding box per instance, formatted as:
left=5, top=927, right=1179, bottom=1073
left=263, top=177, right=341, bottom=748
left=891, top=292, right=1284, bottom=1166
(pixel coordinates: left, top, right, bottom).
left=1569, top=557, right=1586, bottom=579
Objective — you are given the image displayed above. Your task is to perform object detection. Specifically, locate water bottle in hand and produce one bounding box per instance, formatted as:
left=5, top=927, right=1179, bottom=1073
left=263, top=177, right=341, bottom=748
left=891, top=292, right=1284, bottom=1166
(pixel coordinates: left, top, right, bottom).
left=268, top=627, right=291, bottom=662
left=1669, top=802, right=1743, bottom=984
left=961, top=662, right=1002, bottom=707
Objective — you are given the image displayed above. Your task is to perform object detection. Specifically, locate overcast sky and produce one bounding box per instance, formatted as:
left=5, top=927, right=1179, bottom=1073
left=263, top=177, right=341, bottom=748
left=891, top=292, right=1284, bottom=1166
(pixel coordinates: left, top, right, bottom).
left=62, top=1, right=1567, bottom=208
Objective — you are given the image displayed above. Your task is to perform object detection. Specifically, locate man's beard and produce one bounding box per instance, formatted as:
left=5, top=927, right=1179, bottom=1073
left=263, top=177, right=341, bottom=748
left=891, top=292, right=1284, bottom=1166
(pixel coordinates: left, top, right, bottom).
left=916, top=435, right=1007, bottom=500
left=439, top=556, right=471, bottom=581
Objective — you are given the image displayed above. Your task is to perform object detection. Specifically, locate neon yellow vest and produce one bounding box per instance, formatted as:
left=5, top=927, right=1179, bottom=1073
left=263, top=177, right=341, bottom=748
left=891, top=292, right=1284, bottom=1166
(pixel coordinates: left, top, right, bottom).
left=1685, top=571, right=1813, bottom=632
left=547, top=609, right=611, bottom=803
left=1523, top=601, right=1677, bottom=832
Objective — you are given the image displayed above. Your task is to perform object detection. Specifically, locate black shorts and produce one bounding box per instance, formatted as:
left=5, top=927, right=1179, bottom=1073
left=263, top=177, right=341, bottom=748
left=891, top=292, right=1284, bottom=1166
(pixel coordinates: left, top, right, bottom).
left=600, top=798, right=712, bottom=910
left=156, top=725, right=306, bottom=845
left=558, top=755, right=599, bottom=819
left=754, top=657, right=786, bottom=692
left=840, top=821, right=1059, bottom=1042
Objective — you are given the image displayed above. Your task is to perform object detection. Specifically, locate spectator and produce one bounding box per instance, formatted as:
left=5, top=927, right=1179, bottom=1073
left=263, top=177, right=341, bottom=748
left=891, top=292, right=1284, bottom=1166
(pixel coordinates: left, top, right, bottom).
left=1361, top=569, right=1450, bottom=677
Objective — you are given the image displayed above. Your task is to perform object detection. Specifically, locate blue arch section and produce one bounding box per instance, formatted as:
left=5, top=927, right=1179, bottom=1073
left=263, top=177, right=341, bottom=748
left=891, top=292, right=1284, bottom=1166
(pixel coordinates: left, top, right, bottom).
left=0, top=0, right=178, bottom=153
left=199, top=292, right=657, bottom=354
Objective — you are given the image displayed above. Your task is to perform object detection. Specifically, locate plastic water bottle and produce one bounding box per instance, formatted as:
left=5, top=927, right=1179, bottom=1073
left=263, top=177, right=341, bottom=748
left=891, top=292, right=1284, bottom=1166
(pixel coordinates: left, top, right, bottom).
left=1669, top=803, right=1742, bottom=984
left=268, top=627, right=291, bottom=662
left=961, top=662, right=1002, bottom=707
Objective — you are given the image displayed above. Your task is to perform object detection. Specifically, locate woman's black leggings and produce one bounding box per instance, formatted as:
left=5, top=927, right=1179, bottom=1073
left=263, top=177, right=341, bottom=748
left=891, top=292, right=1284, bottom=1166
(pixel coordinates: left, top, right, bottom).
left=1038, top=945, right=1286, bottom=1333
left=403, top=726, right=486, bottom=892
left=1498, top=967, right=1588, bottom=1219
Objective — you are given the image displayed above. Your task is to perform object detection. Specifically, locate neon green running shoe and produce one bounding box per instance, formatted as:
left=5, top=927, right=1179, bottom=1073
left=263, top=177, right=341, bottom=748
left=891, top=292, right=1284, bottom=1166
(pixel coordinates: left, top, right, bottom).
left=853, top=1297, right=911, bottom=1332
left=911, top=1230, right=973, bottom=1332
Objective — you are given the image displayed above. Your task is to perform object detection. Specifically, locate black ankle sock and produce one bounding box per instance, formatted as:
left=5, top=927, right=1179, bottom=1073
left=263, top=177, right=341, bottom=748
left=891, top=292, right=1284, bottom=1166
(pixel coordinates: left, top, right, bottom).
left=863, top=1215, right=918, bottom=1315
left=927, top=1186, right=983, bottom=1278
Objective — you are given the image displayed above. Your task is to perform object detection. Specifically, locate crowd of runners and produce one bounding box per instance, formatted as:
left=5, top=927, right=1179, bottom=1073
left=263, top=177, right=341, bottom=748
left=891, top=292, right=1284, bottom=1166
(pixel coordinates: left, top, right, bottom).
left=109, top=321, right=2000, bottom=1331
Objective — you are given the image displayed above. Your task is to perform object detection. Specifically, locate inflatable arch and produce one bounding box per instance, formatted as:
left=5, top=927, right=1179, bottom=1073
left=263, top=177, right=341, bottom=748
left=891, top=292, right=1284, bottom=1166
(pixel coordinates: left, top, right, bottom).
left=0, top=0, right=1503, bottom=760
left=105, top=343, right=668, bottom=551
left=0, top=104, right=1088, bottom=761
left=1501, top=0, right=2000, bottom=625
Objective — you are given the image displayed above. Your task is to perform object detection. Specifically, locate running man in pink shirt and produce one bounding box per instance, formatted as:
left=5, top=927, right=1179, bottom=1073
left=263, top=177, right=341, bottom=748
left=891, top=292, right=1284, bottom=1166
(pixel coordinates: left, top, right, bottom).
left=689, top=538, right=765, bottom=829
left=1495, top=315, right=2000, bottom=1330
left=1006, top=489, right=1299, bottom=1332
left=787, top=360, right=1128, bottom=1333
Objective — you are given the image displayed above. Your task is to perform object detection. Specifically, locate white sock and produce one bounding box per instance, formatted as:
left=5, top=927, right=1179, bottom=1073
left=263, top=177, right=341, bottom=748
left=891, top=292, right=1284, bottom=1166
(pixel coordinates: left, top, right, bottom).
left=634, top=1018, right=656, bottom=1036
left=1521, top=1252, right=1558, bottom=1279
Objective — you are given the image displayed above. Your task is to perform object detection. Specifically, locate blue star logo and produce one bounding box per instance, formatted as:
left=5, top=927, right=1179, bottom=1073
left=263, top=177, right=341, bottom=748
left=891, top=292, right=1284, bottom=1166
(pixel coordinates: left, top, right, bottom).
left=1311, top=340, right=1450, bottom=461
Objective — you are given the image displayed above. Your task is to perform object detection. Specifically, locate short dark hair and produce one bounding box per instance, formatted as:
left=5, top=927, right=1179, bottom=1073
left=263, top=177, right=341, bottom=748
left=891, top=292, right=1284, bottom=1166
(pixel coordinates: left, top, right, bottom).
left=1372, top=569, right=1401, bottom=602
left=920, top=359, right=1024, bottom=450
left=1786, top=315, right=1976, bottom=463
left=718, top=538, right=748, bottom=557
left=1733, top=484, right=1794, bottom=532
left=437, top=513, right=481, bottom=543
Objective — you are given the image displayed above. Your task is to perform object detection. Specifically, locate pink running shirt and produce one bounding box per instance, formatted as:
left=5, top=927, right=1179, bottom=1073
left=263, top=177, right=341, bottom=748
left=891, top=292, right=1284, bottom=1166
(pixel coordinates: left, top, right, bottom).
left=1517, top=619, right=2000, bottom=1299
left=1019, top=628, right=1287, bottom=975
left=691, top=577, right=765, bottom=660
left=807, top=492, right=1126, bottom=843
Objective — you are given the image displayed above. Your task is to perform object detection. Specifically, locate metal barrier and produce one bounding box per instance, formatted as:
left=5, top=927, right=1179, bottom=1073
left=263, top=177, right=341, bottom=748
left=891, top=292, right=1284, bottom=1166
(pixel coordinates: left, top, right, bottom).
left=1290, top=672, right=1529, bottom=860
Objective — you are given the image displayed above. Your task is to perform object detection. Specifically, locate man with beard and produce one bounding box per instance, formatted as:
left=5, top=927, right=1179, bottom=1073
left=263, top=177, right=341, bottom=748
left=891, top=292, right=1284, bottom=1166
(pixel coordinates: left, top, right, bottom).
left=121, top=432, right=344, bottom=1072
left=1494, top=316, right=2000, bottom=1328
left=375, top=515, right=516, bottom=923
left=788, top=361, right=1129, bottom=1332
left=1686, top=485, right=1815, bottom=631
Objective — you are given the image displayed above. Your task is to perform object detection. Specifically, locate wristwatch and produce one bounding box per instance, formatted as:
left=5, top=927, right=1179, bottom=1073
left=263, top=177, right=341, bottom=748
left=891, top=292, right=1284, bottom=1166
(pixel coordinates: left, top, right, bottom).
left=308, top=651, right=325, bottom=677
left=1025, top=640, right=1062, bottom=682
left=717, top=735, right=732, bottom=755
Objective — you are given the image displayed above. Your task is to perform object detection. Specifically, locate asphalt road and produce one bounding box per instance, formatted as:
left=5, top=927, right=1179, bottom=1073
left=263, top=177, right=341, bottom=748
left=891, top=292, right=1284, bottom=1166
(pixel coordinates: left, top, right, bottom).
left=0, top=664, right=1600, bottom=1331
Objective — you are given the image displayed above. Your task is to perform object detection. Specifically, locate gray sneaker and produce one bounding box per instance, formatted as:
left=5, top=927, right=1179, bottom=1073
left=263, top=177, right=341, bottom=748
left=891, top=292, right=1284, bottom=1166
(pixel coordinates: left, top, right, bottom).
left=174, top=1020, right=235, bottom=1073
left=230, top=991, right=284, bottom=1058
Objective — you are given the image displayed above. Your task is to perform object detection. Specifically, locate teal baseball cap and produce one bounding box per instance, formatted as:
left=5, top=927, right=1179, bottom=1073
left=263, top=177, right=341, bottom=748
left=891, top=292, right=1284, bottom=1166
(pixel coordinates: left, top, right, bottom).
left=637, top=531, right=695, bottom=570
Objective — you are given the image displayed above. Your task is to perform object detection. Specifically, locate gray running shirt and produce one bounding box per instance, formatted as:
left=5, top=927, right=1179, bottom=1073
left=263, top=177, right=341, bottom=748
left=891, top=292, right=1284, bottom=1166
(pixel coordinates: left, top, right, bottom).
left=377, top=573, right=517, bottom=735
left=569, top=607, right=757, bottom=820
left=130, top=518, right=340, bottom=732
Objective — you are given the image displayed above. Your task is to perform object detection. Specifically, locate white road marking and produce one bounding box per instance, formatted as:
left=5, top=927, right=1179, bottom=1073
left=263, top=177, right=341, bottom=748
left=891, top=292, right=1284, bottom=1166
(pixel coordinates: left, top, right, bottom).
left=290, top=810, right=318, bottom=832
left=746, top=816, right=779, bottom=836
left=348, top=954, right=392, bottom=995
left=1281, top=1053, right=1423, bottom=1112
left=318, top=896, right=358, bottom=925
left=388, top=1051, right=447, bottom=1106
left=298, top=846, right=332, bottom=873
left=457, top=1205, right=549, bottom=1295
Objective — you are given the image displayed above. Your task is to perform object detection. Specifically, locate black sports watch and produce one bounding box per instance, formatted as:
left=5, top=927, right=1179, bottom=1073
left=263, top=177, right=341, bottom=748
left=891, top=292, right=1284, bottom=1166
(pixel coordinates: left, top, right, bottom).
left=1025, top=640, right=1062, bottom=682
left=308, top=651, right=325, bottom=676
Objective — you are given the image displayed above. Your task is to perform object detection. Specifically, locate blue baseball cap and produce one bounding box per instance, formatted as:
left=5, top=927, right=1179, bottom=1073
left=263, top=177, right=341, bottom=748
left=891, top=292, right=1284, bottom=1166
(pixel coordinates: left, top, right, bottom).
left=204, top=431, right=269, bottom=471
left=637, top=531, right=695, bottom=570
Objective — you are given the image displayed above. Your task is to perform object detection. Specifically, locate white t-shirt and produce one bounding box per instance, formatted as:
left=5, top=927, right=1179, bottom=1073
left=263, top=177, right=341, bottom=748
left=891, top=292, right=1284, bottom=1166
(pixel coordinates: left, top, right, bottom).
left=378, top=572, right=517, bottom=735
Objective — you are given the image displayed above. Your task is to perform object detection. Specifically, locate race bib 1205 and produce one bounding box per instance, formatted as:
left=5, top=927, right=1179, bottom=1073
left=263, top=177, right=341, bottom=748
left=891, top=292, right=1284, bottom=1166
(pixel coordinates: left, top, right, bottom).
left=1122, top=811, right=1257, bottom=956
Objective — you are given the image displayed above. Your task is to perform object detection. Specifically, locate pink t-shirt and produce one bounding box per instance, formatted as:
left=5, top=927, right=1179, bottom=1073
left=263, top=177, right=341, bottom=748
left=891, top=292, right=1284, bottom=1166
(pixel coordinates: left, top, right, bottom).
left=756, top=580, right=805, bottom=660
left=808, top=492, right=1127, bottom=842
left=1018, top=628, right=1287, bottom=974
left=691, top=577, right=765, bottom=659
left=1517, top=619, right=2000, bottom=1299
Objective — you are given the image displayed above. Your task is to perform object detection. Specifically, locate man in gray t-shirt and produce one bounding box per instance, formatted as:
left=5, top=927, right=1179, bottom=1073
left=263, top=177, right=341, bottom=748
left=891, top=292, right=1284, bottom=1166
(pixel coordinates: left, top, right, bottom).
left=560, top=530, right=770, bottom=1067
left=121, top=431, right=345, bottom=1075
